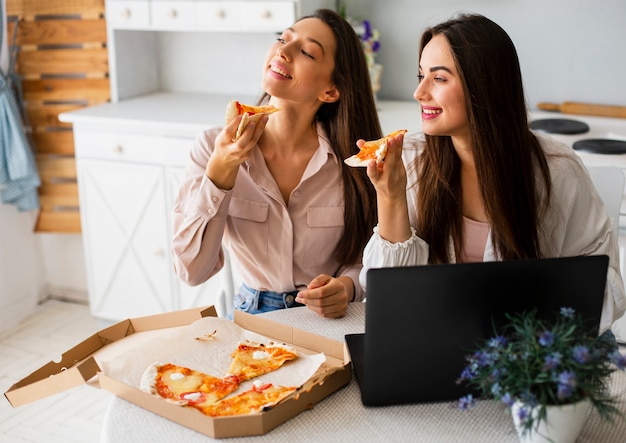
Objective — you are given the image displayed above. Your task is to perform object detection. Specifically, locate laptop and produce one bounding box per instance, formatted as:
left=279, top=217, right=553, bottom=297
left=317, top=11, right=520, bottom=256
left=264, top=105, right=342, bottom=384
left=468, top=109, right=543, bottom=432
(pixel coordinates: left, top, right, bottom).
left=345, top=255, right=609, bottom=406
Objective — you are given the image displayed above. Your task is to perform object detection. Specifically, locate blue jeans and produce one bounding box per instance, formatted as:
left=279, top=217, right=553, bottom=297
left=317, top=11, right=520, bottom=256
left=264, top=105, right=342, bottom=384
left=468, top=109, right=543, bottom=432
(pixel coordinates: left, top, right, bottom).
left=233, top=283, right=304, bottom=314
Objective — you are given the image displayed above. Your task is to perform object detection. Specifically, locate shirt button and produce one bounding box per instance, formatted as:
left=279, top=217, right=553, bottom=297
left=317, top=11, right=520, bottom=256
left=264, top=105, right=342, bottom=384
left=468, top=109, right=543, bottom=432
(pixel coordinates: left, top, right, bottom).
left=208, top=208, right=215, bottom=215
left=293, top=191, right=300, bottom=197
left=211, top=196, right=219, bottom=203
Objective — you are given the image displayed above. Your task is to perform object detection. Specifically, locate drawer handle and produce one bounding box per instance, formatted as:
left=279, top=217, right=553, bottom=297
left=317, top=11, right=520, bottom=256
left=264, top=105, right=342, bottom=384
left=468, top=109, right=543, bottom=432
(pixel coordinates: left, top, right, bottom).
left=153, top=248, right=165, bottom=257
left=261, top=10, right=272, bottom=20
left=168, top=9, right=178, bottom=19
left=215, top=9, right=226, bottom=19
left=120, top=8, right=131, bottom=19
left=112, top=144, right=123, bottom=154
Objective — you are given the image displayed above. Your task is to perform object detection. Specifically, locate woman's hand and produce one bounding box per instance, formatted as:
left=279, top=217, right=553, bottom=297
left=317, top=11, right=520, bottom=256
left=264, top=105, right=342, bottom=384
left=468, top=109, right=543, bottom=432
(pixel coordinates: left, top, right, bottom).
left=205, top=114, right=269, bottom=190
left=364, top=132, right=413, bottom=243
left=295, top=275, right=353, bottom=318
left=363, top=131, right=408, bottom=202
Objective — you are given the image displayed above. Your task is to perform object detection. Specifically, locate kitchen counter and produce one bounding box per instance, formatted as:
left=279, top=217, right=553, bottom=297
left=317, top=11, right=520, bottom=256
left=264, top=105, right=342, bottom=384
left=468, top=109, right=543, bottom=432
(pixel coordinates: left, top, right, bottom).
left=60, top=92, right=423, bottom=137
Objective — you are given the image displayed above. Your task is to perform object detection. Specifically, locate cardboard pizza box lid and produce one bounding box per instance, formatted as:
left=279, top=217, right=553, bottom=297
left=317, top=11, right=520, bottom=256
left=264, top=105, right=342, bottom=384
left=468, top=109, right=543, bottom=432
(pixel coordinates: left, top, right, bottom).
left=4, top=305, right=351, bottom=438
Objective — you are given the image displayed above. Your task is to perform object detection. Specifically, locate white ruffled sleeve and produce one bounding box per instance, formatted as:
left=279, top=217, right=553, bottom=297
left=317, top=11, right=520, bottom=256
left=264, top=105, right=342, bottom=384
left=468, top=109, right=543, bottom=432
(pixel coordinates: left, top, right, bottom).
left=359, top=225, right=430, bottom=290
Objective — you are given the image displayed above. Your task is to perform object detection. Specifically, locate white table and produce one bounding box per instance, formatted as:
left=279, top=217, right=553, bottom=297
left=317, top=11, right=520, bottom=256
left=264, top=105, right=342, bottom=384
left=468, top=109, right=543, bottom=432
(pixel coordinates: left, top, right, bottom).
left=101, top=304, right=626, bottom=442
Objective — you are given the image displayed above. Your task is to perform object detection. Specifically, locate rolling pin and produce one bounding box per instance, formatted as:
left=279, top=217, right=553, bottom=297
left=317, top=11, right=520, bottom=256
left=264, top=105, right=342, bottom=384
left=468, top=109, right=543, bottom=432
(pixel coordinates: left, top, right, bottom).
left=536, top=101, right=626, bottom=119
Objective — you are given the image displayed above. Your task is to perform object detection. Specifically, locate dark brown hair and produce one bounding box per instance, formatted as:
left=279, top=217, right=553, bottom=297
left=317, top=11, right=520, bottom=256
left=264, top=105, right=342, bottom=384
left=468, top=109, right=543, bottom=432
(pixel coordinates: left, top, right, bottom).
left=261, top=9, right=382, bottom=266
left=416, top=14, right=551, bottom=263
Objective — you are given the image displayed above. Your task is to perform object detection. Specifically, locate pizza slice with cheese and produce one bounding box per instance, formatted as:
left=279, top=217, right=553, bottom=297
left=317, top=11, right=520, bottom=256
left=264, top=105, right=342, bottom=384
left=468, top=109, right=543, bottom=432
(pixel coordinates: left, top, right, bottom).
left=141, top=362, right=240, bottom=406
left=227, top=341, right=299, bottom=382
left=196, top=381, right=297, bottom=417
left=344, top=129, right=408, bottom=167
left=225, top=100, right=281, bottom=141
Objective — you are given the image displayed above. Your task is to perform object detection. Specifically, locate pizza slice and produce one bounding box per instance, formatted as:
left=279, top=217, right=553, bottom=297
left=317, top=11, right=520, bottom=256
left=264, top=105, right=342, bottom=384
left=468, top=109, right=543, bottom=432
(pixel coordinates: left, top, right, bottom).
left=141, top=362, right=240, bottom=406
left=227, top=340, right=299, bottom=382
left=196, top=381, right=297, bottom=417
left=344, top=129, right=408, bottom=167
left=225, top=100, right=281, bottom=141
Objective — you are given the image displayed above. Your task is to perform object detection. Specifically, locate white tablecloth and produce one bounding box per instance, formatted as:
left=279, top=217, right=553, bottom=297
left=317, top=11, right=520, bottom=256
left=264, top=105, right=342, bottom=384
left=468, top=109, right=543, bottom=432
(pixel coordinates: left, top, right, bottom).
left=101, top=304, right=626, bottom=442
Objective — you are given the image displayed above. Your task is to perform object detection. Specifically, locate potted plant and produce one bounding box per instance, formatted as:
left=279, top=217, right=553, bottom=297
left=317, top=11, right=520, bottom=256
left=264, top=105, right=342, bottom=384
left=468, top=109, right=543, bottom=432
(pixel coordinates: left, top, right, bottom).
left=457, top=307, right=626, bottom=443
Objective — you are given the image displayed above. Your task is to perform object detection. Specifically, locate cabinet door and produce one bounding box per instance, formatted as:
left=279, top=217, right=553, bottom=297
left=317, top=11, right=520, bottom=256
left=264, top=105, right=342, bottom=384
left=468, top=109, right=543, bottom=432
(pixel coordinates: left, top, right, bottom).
left=78, top=159, right=174, bottom=320
left=166, top=167, right=228, bottom=315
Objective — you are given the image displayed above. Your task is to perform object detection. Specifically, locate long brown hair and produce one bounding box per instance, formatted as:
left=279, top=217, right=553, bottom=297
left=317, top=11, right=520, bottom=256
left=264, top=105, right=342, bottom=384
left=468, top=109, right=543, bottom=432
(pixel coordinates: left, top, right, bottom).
left=260, top=9, right=382, bottom=265
left=416, top=14, right=551, bottom=263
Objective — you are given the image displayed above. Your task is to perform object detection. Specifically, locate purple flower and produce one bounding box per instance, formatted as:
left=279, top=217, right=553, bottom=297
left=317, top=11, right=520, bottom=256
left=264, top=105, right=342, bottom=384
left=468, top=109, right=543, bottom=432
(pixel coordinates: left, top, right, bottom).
left=491, top=382, right=502, bottom=396
left=572, top=345, right=590, bottom=364
left=501, top=392, right=515, bottom=407
left=458, top=394, right=476, bottom=411
left=488, top=336, right=507, bottom=349
left=560, top=307, right=575, bottom=319
left=557, top=370, right=577, bottom=400
left=543, top=352, right=562, bottom=370
left=471, top=351, right=493, bottom=367
left=362, top=20, right=372, bottom=40
left=558, top=383, right=574, bottom=400
left=459, top=366, right=475, bottom=381
left=558, top=370, right=577, bottom=387
left=516, top=404, right=531, bottom=424
left=538, top=330, right=554, bottom=347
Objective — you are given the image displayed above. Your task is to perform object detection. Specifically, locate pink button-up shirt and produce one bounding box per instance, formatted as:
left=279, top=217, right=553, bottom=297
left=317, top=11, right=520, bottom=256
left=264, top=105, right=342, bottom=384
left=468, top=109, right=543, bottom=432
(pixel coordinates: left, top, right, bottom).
left=172, top=124, right=365, bottom=302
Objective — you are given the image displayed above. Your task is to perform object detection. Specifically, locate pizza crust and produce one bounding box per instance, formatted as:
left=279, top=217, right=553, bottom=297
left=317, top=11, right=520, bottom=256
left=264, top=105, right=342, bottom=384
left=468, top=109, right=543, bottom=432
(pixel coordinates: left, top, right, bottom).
left=225, top=100, right=280, bottom=141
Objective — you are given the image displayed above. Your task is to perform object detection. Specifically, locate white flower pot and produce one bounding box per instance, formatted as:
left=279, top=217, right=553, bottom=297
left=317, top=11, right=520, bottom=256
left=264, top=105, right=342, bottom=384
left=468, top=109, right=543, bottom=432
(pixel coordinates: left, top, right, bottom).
left=511, top=399, right=590, bottom=443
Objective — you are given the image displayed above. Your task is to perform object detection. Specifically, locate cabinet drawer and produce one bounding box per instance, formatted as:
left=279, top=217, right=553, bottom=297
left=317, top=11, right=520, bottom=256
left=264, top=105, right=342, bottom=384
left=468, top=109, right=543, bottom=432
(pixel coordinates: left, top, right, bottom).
left=106, top=1, right=151, bottom=28
left=162, top=136, right=195, bottom=167
left=74, top=131, right=167, bottom=164
left=196, top=2, right=242, bottom=30
left=151, top=1, right=195, bottom=28
left=242, top=2, right=296, bottom=32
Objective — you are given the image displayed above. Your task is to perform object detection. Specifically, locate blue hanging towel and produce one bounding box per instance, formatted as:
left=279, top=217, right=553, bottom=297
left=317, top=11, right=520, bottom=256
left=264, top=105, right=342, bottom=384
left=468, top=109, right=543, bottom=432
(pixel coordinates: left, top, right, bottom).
left=0, top=4, right=40, bottom=211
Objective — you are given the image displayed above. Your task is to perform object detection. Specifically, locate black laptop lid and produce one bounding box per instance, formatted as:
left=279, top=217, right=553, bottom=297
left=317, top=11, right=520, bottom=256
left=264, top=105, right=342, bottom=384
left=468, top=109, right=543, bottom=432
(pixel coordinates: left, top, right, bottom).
left=354, top=255, right=608, bottom=406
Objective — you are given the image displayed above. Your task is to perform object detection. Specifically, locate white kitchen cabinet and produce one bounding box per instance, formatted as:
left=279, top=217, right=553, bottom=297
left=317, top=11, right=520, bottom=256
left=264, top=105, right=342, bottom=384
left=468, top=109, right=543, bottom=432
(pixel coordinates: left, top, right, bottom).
left=66, top=121, right=228, bottom=321
left=77, top=157, right=172, bottom=320
left=105, top=0, right=301, bottom=102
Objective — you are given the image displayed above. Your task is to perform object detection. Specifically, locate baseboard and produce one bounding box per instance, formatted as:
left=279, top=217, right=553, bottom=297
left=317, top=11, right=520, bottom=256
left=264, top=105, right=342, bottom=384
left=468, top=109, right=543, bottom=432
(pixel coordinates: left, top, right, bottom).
left=41, top=285, right=89, bottom=305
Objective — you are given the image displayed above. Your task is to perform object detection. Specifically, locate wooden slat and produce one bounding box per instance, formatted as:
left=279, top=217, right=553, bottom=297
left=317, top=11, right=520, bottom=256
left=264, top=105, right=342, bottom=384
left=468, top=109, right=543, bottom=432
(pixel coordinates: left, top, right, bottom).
left=7, top=19, right=107, bottom=46
left=26, top=103, right=82, bottom=129
left=7, top=0, right=105, bottom=18
left=7, top=0, right=110, bottom=234
left=38, top=182, right=79, bottom=208
left=32, top=131, right=74, bottom=155
left=36, top=156, right=77, bottom=182
left=35, top=211, right=82, bottom=233
left=22, top=78, right=110, bottom=103
left=17, top=47, right=108, bottom=76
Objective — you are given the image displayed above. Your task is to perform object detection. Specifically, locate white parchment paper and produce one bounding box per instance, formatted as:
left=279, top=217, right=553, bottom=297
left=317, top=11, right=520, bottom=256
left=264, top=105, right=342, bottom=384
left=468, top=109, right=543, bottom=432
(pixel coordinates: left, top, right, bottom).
left=95, top=316, right=325, bottom=395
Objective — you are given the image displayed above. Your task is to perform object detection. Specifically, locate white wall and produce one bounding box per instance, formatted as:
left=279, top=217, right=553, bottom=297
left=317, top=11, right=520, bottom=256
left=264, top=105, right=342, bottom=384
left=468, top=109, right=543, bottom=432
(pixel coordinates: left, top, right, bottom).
left=0, top=205, right=45, bottom=333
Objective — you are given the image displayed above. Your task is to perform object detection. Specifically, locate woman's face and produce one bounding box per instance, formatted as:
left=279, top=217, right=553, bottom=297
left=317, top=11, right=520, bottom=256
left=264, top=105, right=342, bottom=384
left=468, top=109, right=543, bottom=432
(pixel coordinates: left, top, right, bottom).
left=413, top=34, right=468, bottom=140
left=262, top=17, right=339, bottom=105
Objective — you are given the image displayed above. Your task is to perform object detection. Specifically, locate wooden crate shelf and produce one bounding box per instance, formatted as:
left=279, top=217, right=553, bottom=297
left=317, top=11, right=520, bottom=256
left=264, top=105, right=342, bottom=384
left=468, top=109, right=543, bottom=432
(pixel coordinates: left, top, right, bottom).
left=7, top=0, right=109, bottom=233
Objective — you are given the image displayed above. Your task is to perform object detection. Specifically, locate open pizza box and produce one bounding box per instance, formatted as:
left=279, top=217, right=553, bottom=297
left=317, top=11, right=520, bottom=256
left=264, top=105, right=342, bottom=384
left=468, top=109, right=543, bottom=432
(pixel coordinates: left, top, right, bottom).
left=4, top=305, right=352, bottom=438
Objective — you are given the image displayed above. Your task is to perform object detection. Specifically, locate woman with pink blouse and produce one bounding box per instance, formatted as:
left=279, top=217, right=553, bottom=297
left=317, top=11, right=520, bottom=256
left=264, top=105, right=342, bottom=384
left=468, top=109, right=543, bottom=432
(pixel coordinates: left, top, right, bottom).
left=172, top=9, right=381, bottom=318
